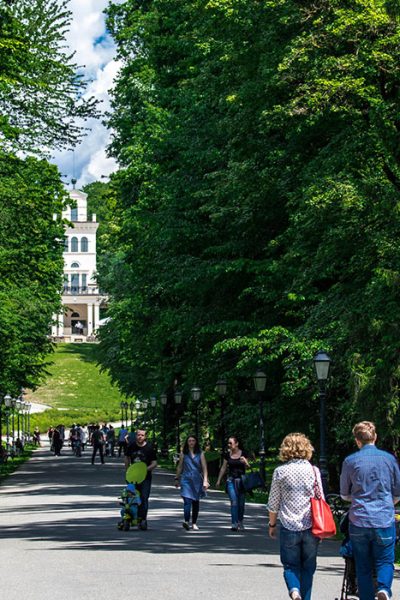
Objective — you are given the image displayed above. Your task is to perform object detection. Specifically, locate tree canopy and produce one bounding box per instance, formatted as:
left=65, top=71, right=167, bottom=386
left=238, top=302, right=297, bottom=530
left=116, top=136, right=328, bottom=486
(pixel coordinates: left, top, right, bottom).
left=0, top=0, right=97, bottom=154
left=97, top=0, right=400, bottom=459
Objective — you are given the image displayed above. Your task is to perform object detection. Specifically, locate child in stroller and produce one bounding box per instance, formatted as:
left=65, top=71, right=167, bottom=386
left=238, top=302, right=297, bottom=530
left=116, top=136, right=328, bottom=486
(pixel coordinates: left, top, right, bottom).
left=117, top=460, right=147, bottom=531
left=117, top=483, right=141, bottom=531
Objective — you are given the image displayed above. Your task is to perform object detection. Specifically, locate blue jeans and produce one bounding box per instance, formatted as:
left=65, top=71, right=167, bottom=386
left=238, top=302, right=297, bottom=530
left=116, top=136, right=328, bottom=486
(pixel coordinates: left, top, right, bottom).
left=226, top=478, right=245, bottom=525
left=349, top=522, right=396, bottom=600
left=280, top=527, right=320, bottom=600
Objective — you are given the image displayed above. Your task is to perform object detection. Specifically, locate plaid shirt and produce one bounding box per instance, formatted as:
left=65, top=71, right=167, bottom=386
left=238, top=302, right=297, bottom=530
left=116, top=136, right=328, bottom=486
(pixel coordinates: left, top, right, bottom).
left=340, top=444, right=400, bottom=528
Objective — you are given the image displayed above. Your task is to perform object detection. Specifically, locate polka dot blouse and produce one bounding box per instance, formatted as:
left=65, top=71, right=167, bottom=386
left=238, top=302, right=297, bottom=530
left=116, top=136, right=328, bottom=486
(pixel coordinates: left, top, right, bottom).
left=267, top=459, right=324, bottom=531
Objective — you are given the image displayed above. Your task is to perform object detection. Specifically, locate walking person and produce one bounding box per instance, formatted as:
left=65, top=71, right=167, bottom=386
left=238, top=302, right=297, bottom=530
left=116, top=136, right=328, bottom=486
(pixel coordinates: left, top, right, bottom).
left=91, top=425, right=105, bottom=465
left=175, top=435, right=209, bottom=530
left=268, top=432, right=323, bottom=600
left=216, top=436, right=250, bottom=531
left=117, top=424, right=128, bottom=457
left=125, top=429, right=157, bottom=530
left=52, top=426, right=63, bottom=456
left=340, top=421, right=400, bottom=600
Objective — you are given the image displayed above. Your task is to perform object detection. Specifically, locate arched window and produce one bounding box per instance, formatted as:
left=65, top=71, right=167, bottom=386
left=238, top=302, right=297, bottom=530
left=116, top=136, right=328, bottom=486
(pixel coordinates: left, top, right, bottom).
left=71, top=262, right=80, bottom=268
left=64, top=237, right=68, bottom=252
left=71, top=312, right=80, bottom=318
left=71, top=237, right=78, bottom=252
left=81, top=237, right=88, bottom=252
left=70, top=207, right=78, bottom=221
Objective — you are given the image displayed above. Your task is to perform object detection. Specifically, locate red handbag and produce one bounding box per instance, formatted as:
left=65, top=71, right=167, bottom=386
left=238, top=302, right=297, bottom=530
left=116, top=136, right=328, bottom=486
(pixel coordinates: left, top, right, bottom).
left=310, top=467, right=336, bottom=539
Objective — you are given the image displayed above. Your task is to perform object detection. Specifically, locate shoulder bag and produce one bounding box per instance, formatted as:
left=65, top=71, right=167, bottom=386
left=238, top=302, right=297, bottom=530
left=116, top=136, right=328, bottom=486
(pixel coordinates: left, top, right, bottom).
left=310, top=466, right=336, bottom=538
left=241, top=470, right=264, bottom=492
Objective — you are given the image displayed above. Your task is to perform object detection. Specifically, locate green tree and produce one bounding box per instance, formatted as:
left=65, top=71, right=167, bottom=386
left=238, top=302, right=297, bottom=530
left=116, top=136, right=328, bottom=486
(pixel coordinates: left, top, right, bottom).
left=0, top=0, right=97, bottom=154
left=0, top=152, right=66, bottom=394
left=99, top=0, right=400, bottom=457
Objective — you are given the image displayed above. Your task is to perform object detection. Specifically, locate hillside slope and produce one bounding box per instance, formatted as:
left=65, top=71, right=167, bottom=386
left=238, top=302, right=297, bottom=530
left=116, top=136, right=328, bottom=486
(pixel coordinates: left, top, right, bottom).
left=26, top=343, right=125, bottom=413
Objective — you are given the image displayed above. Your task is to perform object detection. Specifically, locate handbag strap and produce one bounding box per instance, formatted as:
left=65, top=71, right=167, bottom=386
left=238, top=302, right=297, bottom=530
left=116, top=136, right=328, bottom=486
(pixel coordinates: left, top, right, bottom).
left=312, top=465, right=322, bottom=499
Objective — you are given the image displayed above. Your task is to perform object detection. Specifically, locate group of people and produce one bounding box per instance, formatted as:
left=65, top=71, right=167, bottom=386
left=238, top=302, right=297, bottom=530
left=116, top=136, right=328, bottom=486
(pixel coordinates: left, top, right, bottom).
left=41, top=418, right=400, bottom=600
left=125, top=422, right=400, bottom=600
left=266, top=422, right=400, bottom=600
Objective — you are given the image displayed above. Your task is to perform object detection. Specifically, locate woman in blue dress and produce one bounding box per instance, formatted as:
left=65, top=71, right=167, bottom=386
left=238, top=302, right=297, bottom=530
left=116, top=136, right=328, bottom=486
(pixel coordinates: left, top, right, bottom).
left=175, top=435, right=209, bottom=530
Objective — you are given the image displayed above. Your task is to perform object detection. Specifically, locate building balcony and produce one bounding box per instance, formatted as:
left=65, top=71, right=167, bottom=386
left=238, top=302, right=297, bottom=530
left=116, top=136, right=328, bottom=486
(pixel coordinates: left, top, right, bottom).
left=62, top=286, right=105, bottom=296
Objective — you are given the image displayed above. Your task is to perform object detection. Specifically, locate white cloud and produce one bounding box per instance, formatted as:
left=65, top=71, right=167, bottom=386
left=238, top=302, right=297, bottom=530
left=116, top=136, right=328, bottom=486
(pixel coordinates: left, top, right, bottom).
left=51, top=0, right=121, bottom=188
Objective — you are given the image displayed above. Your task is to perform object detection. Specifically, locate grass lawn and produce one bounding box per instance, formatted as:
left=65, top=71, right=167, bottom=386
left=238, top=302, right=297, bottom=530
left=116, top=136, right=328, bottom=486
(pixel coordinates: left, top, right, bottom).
left=27, top=343, right=125, bottom=410
left=26, top=343, right=127, bottom=429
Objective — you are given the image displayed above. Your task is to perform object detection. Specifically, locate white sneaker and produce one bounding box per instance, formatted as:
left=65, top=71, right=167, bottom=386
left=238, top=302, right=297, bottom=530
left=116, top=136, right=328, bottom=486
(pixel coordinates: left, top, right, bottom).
left=290, top=591, right=302, bottom=600
left=238, top=521, right=245, bottom=530
left=377, top=591, right=390, bottom=600
left=191, top=523, right=199, bottom=530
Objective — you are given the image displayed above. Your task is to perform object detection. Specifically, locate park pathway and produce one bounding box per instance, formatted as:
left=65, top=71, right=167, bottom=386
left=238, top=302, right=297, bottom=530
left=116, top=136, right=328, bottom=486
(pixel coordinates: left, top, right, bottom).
left=0, top=444, right=398, bottom=600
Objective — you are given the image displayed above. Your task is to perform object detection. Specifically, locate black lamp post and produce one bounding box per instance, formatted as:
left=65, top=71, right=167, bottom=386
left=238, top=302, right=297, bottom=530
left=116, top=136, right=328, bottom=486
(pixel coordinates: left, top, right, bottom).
left=142, top=398, right=149, bottom=427
left=216, top=379, right=227, bottom=464
left=135, top=399, right=141, bottom=427
left=150, top=396, right=157, bottom=446
left=253, top=369, right=267, bottom=483
left=160, top=393, right=168, bottom=457
left=313, top=350, right=331, bottom=494
left=16, top=398, right=22, bottom=441
left=26, top=402, right=31, bottom=441
left=129, top=401, right=135, bottom=431
left=11, top=397, right=16, bottom=450
left=191, top=386, right=201, bottom=439
left=4, top=394, right=11, bottom=454
left=174, top=390, right=182, bottom=454
left=120, top=401, right=125, bottom=426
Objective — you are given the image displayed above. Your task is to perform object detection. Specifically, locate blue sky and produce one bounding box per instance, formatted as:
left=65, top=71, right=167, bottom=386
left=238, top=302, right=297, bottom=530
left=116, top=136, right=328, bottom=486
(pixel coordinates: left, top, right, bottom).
left=51, top=0, right=122, bottom=189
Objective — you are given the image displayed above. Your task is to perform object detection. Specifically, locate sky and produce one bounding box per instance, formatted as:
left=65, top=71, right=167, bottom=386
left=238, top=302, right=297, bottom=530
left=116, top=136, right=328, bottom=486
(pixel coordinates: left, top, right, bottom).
left=51, top=0, right=122, bottom=189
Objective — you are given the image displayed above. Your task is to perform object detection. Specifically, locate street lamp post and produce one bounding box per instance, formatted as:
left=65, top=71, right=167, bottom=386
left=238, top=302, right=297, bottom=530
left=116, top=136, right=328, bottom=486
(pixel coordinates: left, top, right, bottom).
left=253, top=370, right=267, bottom=483
left=174, top=390, right=182, bottom=454
left=160, top=393, right=168, bottom=457
left=129, top=401, right=135, bottom=432
left=10, top=397, right=16, bottom=450
left=16, top=398, right=21, bottom=441
left=313, top=350, right=331, bottom=494
left=4, top=394, right=12, bottom=454
left=216, top=379, right=227, bottom=464
left=150, top=396, right=157, bottom=446
left=26, top=402, right=31, bottom=441
left=120, top=401, right=125, bottom=426
left=123, top=401, right=129, bottom=426
left=191, top=386, right=201, bottom=439
left=142, top=398, right=149, bottom=427
left=135, top=399, right=141, bottom=427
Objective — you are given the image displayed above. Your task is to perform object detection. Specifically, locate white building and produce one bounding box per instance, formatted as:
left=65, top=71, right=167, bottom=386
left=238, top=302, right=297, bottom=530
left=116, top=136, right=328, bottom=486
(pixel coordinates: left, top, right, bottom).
left=51, top=188, right=107, bottom=341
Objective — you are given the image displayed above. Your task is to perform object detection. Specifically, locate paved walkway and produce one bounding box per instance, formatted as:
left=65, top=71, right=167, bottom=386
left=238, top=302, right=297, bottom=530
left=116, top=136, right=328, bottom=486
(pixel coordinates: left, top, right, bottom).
left=0, top=444, right=398, bottom=600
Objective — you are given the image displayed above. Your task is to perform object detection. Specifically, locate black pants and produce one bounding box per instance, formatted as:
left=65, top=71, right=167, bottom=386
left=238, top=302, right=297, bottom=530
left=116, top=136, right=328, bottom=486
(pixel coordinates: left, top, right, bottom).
left=137, top=478, right=152, bottom=520
left=92, top=443, right=104, bottom=464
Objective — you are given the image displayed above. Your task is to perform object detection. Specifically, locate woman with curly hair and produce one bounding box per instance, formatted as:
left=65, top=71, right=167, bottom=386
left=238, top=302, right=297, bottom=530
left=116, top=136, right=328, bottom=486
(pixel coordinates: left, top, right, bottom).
left=267, top=433, right=323, bottom=600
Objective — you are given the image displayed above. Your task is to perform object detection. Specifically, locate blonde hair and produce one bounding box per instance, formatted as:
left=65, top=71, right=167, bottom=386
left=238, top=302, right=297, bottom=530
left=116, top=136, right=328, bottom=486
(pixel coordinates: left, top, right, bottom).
left=352, top=421, right=376, bottom=445
left=279, top=433, right=314, bottom=462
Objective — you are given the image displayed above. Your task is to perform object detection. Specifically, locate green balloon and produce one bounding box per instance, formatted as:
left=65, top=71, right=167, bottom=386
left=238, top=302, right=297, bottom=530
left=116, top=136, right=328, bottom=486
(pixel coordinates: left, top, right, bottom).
left=126, top=461, right=147, bottom=484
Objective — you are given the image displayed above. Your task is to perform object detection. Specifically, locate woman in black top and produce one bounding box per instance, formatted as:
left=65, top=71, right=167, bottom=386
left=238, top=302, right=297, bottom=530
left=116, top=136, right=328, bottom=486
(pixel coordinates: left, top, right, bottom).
left=216, top=436, right=250, bottom=531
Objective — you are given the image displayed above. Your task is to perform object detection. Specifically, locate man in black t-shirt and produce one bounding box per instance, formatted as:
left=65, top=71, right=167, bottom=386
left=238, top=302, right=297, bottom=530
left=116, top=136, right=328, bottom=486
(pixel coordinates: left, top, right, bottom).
left=125, top=429, right=157, bottom=529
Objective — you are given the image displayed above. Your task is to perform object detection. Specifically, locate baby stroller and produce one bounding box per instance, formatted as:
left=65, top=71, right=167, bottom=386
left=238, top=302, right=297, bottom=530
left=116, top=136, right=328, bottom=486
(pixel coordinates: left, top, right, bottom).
left=335, top=512, right=358, bottom=600
left=117, top=461, right=147, bottom=532
left=117, top=483, right=141, bottom=531
left=334, top=508, right=400, bottom=600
